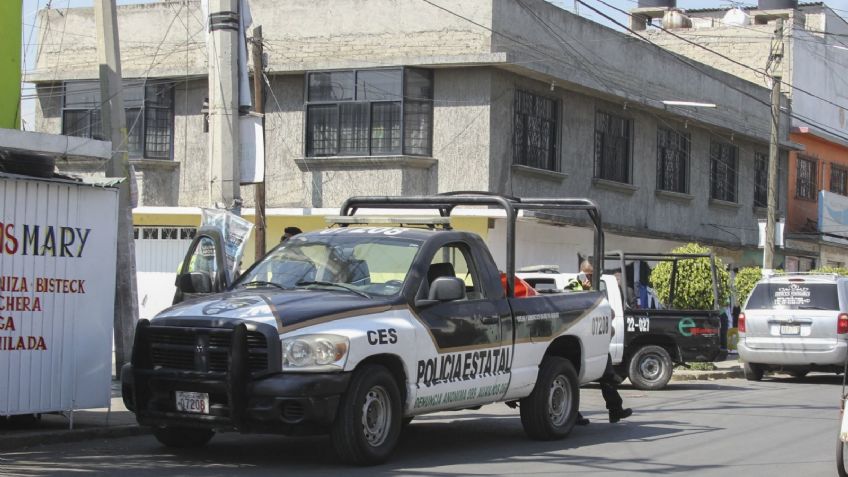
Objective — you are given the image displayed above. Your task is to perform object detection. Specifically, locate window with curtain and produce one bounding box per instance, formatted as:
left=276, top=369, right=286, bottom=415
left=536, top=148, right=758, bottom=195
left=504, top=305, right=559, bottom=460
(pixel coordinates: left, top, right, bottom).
left=710, top=140, right=738, bottom=202
left=305, top=68, right=433, bottom=157
left=62, top=80, right=174, bottom=159
left=594, top=111, right=633, bottom=183
left=831, top=164, right=848, bottom=196
left=796, top=156, right=817, bottom=200
left=513, top=90, right=558, bottom=171
left=656, top=127, right=690, bottom=193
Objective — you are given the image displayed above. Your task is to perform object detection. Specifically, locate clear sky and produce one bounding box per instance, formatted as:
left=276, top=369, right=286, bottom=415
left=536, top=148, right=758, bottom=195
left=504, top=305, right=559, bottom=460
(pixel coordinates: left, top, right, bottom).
left=18, top=0, right=848, bottom=130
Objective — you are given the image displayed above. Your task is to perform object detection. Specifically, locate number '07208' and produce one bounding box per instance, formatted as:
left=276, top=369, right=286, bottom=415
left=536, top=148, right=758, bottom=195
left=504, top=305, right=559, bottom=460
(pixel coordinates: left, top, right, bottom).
left=592, top=316, right=610, bottom=335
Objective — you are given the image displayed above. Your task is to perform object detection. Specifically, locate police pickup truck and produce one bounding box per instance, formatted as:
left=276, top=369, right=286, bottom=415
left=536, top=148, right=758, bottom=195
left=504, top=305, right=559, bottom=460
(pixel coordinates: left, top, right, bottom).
left=121, top=194, right=613, bottom=465
left=519, top=252, right=725, bottom=390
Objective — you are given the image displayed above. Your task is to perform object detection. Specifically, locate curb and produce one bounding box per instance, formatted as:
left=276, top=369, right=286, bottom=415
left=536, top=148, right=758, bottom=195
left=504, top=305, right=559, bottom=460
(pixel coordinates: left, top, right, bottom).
left=0, top=424, right=150, bottom=452
left=671, top=368, right=744, bottom=381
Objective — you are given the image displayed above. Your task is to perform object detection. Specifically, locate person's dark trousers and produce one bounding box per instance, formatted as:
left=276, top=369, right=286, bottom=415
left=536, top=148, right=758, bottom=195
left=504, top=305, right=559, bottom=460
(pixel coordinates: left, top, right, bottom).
left=598, top=357, right=623, bottom=412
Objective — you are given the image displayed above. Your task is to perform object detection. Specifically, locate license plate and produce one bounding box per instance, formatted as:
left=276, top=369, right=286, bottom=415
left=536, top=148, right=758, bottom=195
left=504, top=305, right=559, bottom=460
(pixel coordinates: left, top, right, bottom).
left=175, top=391, right=209, bottom=414
left=780, top=324, right=801, bottom=335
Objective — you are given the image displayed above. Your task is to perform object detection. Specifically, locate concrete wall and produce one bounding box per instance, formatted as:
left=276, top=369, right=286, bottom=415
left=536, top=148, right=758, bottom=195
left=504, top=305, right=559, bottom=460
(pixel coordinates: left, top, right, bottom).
left=490, top=69, right=785, bottom=247
left=645, top=6, right=848, bottom=139
left=491, top=0, right=777, bottom=143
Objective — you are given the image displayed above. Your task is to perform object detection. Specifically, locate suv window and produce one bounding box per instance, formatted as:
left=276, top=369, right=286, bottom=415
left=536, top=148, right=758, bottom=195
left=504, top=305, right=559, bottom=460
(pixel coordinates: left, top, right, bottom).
left=746, top=282, right=839, bottom=310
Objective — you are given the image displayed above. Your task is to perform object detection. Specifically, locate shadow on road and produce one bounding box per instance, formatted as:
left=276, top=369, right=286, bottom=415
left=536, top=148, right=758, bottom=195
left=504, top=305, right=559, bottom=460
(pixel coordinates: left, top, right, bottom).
left=0, top=412, right=724, bottom=476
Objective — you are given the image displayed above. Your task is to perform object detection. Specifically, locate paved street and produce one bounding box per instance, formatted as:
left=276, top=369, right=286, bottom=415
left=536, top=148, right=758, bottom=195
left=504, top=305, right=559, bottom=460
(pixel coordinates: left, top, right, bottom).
left=0, top=374, right=841, bottom=477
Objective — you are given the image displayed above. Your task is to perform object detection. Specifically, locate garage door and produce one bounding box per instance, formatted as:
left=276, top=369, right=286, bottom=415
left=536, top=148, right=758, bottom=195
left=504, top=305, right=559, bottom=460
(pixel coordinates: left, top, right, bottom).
left=134, top=226, right=196, bottom=319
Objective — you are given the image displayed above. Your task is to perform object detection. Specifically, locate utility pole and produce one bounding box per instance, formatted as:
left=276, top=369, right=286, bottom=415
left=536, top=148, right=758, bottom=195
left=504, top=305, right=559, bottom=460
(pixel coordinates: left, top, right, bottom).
left=94, top=0, right=138, bottom=371
left=208, top=0, right=241, bottom=211
left=764, top=17, right=784, bottom=270
left=251, top=26, right=266, bottom=258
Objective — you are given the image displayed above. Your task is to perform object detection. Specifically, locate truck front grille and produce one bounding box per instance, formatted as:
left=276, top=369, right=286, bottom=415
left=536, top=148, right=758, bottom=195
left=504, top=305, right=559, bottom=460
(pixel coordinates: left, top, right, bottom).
left=147, top=327, right=270, bottom=374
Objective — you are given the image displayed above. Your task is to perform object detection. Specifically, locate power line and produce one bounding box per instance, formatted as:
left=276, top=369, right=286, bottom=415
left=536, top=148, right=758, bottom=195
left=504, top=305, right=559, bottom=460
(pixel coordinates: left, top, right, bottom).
left=593, top=0, right=848, bottom=119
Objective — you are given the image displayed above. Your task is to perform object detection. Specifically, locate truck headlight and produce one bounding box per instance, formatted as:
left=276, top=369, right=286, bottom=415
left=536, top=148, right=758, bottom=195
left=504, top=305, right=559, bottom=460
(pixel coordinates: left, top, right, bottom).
left=281, top=334, right=349, bottom=371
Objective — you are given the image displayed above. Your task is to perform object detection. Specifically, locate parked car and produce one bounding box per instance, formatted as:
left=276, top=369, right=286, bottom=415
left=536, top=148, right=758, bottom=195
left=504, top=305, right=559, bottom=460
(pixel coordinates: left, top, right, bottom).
left=739, top=272, right=848, bottom=381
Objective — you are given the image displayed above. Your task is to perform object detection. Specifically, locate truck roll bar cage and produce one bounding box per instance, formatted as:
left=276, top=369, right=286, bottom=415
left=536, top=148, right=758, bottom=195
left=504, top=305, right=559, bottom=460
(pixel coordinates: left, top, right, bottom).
left=603, top=251, right=720, bottom=311
left=340, top=191, right=604, bottom=296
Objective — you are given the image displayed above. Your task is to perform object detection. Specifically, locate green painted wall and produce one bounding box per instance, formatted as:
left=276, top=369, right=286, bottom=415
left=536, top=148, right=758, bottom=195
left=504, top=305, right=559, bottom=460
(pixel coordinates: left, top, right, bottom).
left=0, top=1, right=22, bottom=129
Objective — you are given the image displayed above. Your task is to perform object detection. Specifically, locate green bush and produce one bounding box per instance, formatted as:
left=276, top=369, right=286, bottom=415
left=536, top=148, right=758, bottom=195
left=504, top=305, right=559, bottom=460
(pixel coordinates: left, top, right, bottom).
left=649, top=243, right=729, bottom=310
left=734, top=267, right=763, bottom=306
left=811, top=266, right=848, bottom=276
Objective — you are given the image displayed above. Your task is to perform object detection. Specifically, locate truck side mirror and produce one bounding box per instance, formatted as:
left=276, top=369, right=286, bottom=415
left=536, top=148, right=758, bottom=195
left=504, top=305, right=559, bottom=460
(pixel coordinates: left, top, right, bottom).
left=176, top=272, right=213, bottom=294
left=414, top=277, right=467, bottom=308
left=429, top=277, right=466, bottom=302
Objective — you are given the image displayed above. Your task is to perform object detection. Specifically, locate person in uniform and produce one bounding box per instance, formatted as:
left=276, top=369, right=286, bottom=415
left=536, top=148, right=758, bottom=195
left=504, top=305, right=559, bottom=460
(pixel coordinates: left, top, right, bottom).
left=567, top=260, right=633, bottom=425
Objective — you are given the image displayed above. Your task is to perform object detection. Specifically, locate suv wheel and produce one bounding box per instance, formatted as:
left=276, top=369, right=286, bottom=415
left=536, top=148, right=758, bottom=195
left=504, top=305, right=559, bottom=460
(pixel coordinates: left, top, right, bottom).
left=628, top=345, right=673, bottom=390
left=520, top=356, right=579, bottom=440
left=789, top=369, right=809, bottom=379
left=743, top=362, right=764, bottom=381
left=331, top=364, right=402, bottom=465
left=152, top=426, right=214, bottom=448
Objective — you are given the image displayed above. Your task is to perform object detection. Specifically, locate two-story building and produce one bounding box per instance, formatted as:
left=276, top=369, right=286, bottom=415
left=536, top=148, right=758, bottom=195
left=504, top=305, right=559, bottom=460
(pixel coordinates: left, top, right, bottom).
left=636, top=0, right=848, bottom=270
left=29, top=0, right=790, bottom=316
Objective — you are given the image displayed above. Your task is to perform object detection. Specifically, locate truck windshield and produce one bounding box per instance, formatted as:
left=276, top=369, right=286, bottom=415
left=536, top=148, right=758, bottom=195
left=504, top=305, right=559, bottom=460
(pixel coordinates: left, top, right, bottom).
left=235, top=232, right=422, bottom=297
left=746, top=282, right=839, bottom=311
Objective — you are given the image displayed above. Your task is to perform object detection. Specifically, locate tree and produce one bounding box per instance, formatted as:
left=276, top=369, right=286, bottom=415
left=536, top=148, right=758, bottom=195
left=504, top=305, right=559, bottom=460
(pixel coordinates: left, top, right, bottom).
left=734, top=267, right=763, bottom=306
left=649, top=243, right=729, bottom=310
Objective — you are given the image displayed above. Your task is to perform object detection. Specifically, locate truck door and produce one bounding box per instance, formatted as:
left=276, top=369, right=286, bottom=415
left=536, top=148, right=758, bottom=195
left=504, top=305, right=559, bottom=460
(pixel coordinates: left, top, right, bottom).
left=411, top=241, right=510, bottom=411
left=172, top=227, right=229, bottom=304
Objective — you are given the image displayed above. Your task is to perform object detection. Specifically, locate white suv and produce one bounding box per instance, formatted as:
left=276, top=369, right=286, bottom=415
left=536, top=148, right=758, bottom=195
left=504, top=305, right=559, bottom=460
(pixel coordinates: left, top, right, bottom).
left=739, top=273, right=848, bottom=380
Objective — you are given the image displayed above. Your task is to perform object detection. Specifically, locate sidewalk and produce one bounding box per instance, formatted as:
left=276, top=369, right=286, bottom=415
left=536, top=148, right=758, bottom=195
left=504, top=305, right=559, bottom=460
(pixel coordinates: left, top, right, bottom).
left=671, top=354, right=744, bottom=382
left=0, top=381, right=145, bottom=452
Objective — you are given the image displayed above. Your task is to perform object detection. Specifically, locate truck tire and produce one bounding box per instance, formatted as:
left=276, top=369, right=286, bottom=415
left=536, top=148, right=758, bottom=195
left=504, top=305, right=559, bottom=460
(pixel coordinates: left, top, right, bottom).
left=838, top=434, right=848, bottom=477
left=743, top=362, right=764, bottom=381
left=331, top=364, right=402, bottom=465
left=628, top=345, right=673, bottom=390
left=520, top=356, right=579, bottom=440
left=152, top=426, right=214, bottom=448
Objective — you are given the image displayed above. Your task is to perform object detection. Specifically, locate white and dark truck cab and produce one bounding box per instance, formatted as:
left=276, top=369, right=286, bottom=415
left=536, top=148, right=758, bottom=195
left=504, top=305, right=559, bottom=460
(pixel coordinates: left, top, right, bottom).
left=121, top=193, right=613, bottom=465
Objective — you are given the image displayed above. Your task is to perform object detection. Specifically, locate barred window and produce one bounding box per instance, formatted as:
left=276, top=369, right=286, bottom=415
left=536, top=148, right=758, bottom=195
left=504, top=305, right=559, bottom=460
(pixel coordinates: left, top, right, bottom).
left=513, top=90, right=558, bottom=171
left=754, top=152, right=768, bottom=208
left=656, top=127, right=690, bottom=193
left=831, top=165, right=848, bottom=196
left=796, top=156, right=817, bottom=200
left=710, top=141, right=738, bottom=202
left=305, top=68, right=433, bottom=157
left=594, top=111, right=632, bottom=183
left=62, top=80, right=174, bottom=159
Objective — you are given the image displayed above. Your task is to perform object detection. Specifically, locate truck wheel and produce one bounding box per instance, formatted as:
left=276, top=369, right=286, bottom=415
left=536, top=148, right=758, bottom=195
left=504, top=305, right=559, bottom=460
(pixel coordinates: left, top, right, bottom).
left=628, top=345, right=672, bottom=390
left=743, top=362, right=764, bottom=381
left=152, top=426, right=214, bottom=448
left=331, top=364, right=402, bottom=465
left=520, top=356, right=579, bottom=440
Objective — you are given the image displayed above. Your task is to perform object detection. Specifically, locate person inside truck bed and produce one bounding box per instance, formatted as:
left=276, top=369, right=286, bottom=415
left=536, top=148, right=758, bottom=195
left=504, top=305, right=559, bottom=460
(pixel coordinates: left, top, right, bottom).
left=567, top=261, right=633, bottom=425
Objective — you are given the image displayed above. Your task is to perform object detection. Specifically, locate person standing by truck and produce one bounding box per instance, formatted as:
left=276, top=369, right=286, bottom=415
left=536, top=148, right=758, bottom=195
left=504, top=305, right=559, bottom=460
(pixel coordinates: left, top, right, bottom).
left=568, top=261, right=633, bottom=425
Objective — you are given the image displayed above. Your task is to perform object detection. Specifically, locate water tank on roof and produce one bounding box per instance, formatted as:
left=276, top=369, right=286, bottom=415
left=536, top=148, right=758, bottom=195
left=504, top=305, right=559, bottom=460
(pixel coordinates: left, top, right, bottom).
left=663, top=8, right=692, bottom=29
left=638, top=0, right=676, bottom=8
left=757, top=0, right=798, bottom=10
left=722, top=7, right=750, bottom=26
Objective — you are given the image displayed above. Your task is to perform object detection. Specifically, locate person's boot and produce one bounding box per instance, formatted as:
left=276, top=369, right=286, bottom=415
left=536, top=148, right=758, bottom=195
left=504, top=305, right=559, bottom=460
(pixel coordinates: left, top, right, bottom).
left=576, top=412, right=590, bottom=426
left=609, top=408, right=632, bottom=423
